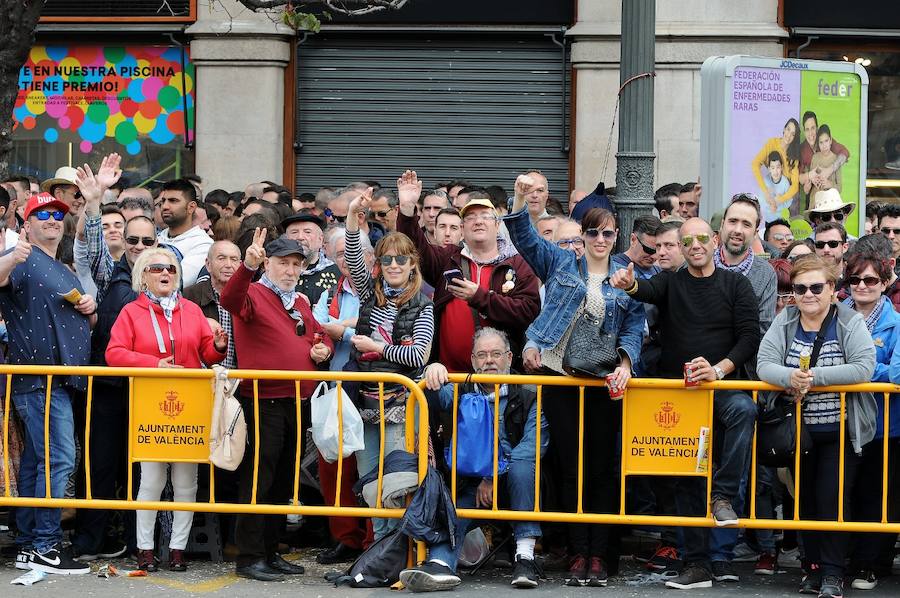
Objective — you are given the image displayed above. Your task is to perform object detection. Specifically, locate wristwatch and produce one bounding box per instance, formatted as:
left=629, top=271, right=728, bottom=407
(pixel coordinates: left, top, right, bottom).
left=714, top=366, right=725, bottom=380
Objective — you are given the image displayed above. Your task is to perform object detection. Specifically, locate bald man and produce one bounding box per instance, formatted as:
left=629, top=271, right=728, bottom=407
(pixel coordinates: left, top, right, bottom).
left=611, top=217, right=760, bottom=589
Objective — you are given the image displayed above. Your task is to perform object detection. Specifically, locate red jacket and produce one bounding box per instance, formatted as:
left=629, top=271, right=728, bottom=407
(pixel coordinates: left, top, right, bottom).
left=220, top=264, right=333, bottom=399
left=396, top=211, right=541, bottom=365
left=106, top=293, right=225, bottom=369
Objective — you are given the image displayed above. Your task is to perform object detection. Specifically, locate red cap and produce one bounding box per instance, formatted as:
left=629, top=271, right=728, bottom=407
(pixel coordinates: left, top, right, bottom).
left=23, top=192, right=70, bottom=221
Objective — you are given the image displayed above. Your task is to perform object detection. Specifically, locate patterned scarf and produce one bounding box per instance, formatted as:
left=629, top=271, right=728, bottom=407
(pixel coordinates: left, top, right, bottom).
left=713, top=245, right=754, bottom=277
left=212, top=289, right=236, bottom=368
left=259, top=274, right=299, bottom=309
left=844, top=295, right=886, bottom=334
left=144, top=290, right=179, bottom=323
left=382, top=283, right=406, bottom=300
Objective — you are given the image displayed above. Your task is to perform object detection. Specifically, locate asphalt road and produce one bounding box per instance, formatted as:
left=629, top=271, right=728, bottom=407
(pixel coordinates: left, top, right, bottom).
left=0, top=548, right=897, bottom=597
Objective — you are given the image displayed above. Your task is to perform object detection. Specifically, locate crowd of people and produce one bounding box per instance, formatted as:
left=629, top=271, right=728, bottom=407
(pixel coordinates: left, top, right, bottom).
left=0, top=157, right=897, bottom=598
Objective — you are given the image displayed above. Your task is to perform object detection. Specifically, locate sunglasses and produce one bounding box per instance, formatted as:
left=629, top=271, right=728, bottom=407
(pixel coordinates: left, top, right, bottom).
left=848, top=275, right=883, bottom=287
left=681, top=233, right=711, bottom=247
left=556, top=237, right=585, bottom=249
left=881, top=227, right=900, bottom=236
left=777, top=293, right=794, bottom=302
left=792, top=282, right=827, bottom=295
left=370, top=210, right=391, bottom=218
left=323, top=208, right=346, bottom=223
left=378, top=255, right=410, bottom=267
left=584, top=228, right=617, bottom=240
left=126, top=236, right=156, bottom=247
left=638, top=239, right=657, bottom=255
left=731, top=192, right=760, bottom=205
left=815, top=211, right=845, bottom=222
left=772, top=233, right=794, bottom=242
left=145, top=263, right=177, bottom=274
left=74, top=190, right=82, bottom=200
left=288, top=309, right=305, bottom=336
left=814, top=240, right=841, bottom=249
left=35, top=210, right=65, bottom=221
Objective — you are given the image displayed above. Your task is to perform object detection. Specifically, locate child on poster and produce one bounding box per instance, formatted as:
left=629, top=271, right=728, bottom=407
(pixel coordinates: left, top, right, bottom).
left=760, top=151, right=791, bottom=227
left=808, top=124, right=842, bottom=193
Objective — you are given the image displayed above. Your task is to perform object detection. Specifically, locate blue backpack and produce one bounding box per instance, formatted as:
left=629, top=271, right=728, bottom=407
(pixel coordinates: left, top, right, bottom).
left=444, top=391, right=507, bottom=478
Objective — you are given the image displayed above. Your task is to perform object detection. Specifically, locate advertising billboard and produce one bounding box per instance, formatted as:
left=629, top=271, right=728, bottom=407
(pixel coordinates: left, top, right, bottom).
left=701, top=56, right=867, bottom=238
left=13, top=45, right=195, bottom=156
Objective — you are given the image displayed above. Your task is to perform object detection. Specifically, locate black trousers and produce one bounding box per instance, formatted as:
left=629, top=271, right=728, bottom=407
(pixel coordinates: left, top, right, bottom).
left=235, top=396, right=301, bottom=567
left=795, top=430, right=862, bottom=578
left=71, top=383, right=133, bottom=553
left=543, top=382, right=621, bottom=558
left=850, top=438, right=900, bottom=570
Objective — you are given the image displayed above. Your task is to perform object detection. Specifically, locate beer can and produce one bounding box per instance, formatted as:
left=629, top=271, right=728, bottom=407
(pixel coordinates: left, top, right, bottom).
left=606, top=374, right=624, bottom=400
left=684, top=362, right=700, bottom=387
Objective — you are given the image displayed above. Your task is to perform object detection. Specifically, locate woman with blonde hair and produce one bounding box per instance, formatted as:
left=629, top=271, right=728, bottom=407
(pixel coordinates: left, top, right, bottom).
left=106, top=247, right=227, bottom=572
left=757, top=254, right=876, bottom=598
left=344, top=189, right=434, bottom=540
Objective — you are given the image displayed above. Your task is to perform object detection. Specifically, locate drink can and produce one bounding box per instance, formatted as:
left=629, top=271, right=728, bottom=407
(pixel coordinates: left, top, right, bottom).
left=798, top=349, right=811, bottom=372
left=313, top=332, right=324, bottom=345
left=684, top=362, right=700, bottom=387
left=400, top=335, right=414, bottom=347
left=606, top=374, right=624, bottom=400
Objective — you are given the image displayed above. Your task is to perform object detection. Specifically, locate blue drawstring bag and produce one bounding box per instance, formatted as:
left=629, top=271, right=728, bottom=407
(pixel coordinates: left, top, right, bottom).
left=444, top=391, right=506, bottom=478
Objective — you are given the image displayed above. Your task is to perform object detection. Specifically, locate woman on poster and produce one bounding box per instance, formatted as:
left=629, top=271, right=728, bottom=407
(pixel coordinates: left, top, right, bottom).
left=799, top=111, right=850, bottom=200
left=752, top=118, right=801, bottom=220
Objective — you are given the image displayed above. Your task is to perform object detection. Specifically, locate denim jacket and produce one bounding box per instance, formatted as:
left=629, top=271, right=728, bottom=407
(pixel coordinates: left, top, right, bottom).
left=503, top=208, right=646, bottom=370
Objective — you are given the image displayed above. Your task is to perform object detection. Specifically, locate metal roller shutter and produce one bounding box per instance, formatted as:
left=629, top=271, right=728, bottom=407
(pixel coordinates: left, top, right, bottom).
left=295, top=33, right=570, bottom=198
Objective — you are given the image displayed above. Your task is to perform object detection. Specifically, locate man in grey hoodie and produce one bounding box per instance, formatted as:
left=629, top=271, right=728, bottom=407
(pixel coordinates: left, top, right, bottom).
left=156, top=178, right=213, bottom=287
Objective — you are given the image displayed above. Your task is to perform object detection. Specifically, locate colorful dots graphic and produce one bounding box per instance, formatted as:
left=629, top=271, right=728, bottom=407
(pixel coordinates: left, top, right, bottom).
left=44, top=128, right=59, bottom=143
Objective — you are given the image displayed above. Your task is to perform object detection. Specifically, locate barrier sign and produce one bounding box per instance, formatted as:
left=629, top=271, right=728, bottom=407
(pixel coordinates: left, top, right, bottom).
left=131, top=377, right=212, bottom=462
left=622, top=388, right=713, bottom=475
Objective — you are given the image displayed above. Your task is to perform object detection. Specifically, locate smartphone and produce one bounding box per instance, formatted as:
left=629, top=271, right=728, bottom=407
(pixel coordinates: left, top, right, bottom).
left=443, top=268, right=464, bottom=284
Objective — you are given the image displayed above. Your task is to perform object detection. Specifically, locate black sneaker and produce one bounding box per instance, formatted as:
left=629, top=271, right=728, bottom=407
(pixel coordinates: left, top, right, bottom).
left=647, top=545, right=682, bottom=572
left=586, top=556, right=608, bottom=587
left=29, top=546, right=91, bottom=575
left=818, top=575, right=843, bottom=598
left=711, top=560, right=740, bottom=582
left=665, top=565, right=713, bottom=590
left=399, top=560, right=461, bottom=592
left=510, top=556, right=540, bottom=589
left=15, top=547, right=33, bottom=570
left=851, top=569, right=877, bottom=590
left=800, top=567, right=822, bottom=595
left=565, top=554, right=587, bottom=586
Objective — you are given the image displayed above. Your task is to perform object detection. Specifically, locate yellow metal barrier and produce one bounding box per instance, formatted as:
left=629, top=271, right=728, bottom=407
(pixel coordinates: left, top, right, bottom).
left=0, top=365, right=430, bottom=526
left=424, top=374, right=900, bottom=534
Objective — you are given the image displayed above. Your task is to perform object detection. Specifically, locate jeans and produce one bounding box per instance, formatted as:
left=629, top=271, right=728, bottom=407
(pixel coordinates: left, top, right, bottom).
left=677, top=390, right=755, bottom=569
left=428, top=457, right=541, bottom=572
left=13, top=387, right=77, bottom=553
left=355, top=422, right=407, bottom=541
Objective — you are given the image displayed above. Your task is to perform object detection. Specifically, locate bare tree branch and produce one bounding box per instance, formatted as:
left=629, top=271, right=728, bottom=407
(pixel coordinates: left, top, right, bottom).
left=236, top=0, right=408, bottom=15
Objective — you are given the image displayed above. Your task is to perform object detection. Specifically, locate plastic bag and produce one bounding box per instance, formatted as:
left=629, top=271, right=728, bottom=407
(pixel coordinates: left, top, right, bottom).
left=444, top=391, right=504, bottom=478
left=457, top=527, right=489, bottom=568
left=311, top=381, right=365, bottom=463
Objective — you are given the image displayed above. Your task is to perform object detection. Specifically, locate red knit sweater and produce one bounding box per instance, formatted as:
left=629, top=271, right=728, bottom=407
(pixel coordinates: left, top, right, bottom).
left=106, top=293, right=225, bottom=369
left=220, top=264, right=333, bottom=399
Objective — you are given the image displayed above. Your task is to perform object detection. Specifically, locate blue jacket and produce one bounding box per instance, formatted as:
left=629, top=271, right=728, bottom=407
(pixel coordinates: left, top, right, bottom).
left=503, top=207, right=645, bottom=369
left=867, top=298, right=900, bottom=439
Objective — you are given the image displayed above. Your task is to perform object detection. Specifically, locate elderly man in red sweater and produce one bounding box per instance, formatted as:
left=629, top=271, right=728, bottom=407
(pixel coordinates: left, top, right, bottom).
left=221, top=229, right=333, bottom=582
left=396, top=170, right=540, bottom=370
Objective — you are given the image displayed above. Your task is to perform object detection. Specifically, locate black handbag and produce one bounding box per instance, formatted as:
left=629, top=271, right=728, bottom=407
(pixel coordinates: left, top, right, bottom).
left=562, top=260, right=620, bottom=378
left=756, top=305, right=835, bottom=467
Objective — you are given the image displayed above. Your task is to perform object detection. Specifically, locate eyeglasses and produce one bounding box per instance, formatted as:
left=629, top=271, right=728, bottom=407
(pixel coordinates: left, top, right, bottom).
left=370, top=210, right=391, bottom=219
left=881, top=227, right=900, bottom=236
left=815, top=211, right=845, bottom=222
left=792, top=282, right=827, bottom=295
left=814, top=240, right=841, bottom=249
left=473, top=350, right=509, bottom=360
left=126, top=236, right=156, bottom=247
left=681, top=233, right=711, bottom=247
left=145, top=263, right=177, bottom=274
left=378, top=255, right=410, bottom=267
left=556, top=237, right=585, bottom=249
left=323, top=208, right=346, bottom=223
left=584, top=228, right=617, bottom=240
left=638, top=239, right=657, bottom=255
left=463, top=214, right=498, bottom=224
left=848, top=275, right=883, bottom=287
left=771, top=233, right=794, bottom=242
left=34, top=210, right=65, bottom=221
left=777, top=293, right=794, bottom=302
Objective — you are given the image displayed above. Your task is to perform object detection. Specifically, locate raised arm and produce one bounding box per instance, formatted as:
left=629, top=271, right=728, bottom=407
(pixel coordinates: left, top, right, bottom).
left=396, top=170, right=452, bottom=285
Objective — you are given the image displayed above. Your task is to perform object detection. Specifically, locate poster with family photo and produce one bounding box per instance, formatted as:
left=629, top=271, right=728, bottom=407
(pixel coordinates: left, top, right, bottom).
left=726, top=63, right=863, bottom=238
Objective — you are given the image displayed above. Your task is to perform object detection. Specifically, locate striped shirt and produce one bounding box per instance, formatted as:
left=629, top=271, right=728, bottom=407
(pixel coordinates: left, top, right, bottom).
left=345, top=229, right=434, bottom=370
